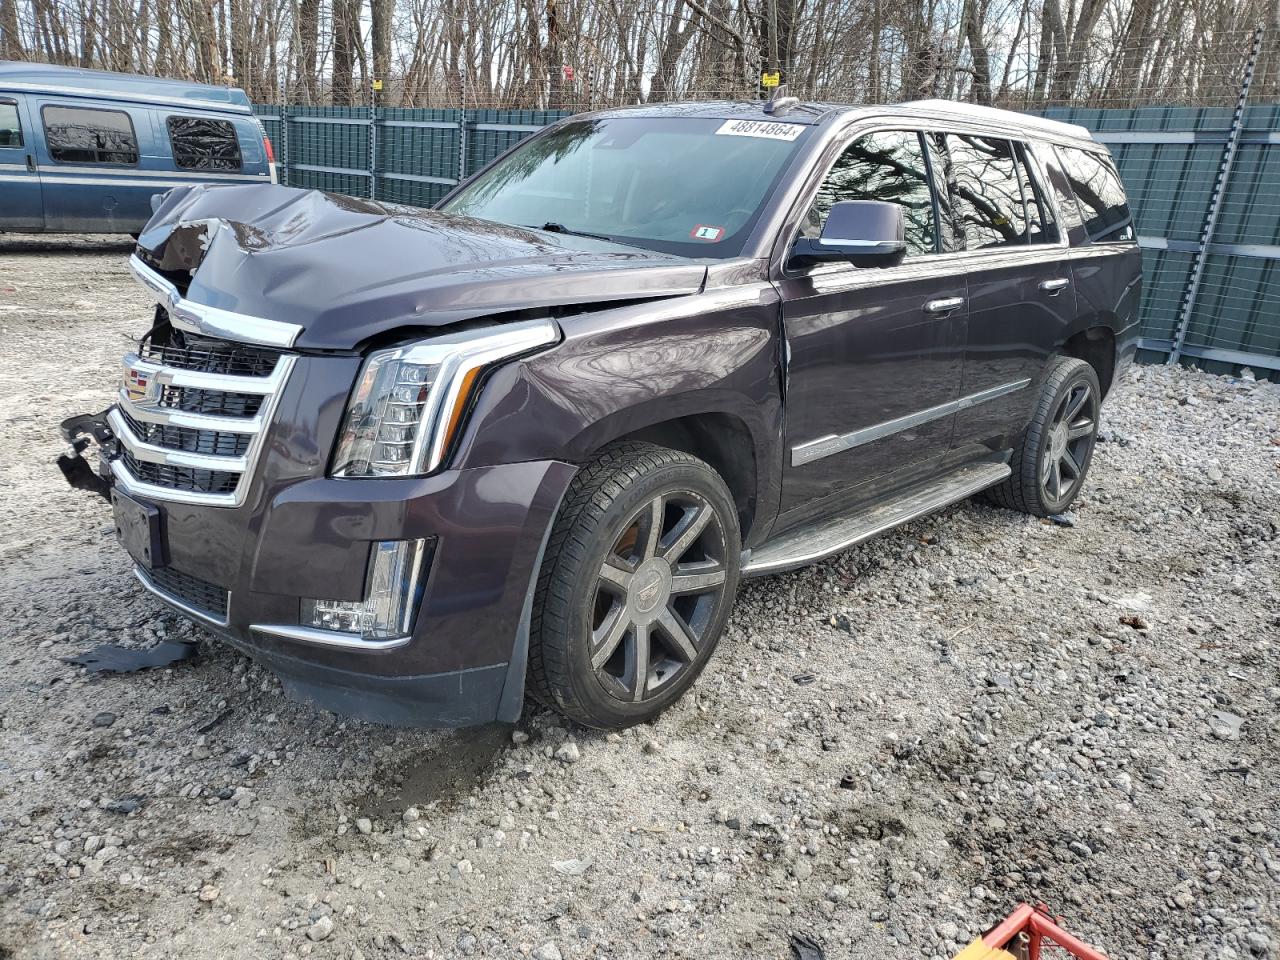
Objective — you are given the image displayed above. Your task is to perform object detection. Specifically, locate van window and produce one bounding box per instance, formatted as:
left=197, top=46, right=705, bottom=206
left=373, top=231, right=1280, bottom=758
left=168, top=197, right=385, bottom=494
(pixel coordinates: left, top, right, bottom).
left=43, top=105, right=138, bottom=165
left=167, top=116, right=242, bottom=171
left=0, top=99, right=22, bottom=148
left=1057, top=147, right=1135, bottom=243
left=802, top=130, right=937, bottom=257
left=939, top=134, right=1030, bottom=250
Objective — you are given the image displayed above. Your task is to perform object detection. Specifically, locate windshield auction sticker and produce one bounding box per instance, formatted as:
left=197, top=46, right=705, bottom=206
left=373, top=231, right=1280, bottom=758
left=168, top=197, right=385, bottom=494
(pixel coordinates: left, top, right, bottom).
left=715, top=119, right=805, bottom=141
left=691, top=225, right=725, bottom=241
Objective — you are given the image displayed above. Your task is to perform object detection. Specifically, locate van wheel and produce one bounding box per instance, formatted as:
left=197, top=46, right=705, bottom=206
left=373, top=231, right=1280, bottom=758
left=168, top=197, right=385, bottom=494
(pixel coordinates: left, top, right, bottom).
left=529, top=442, right=741, bottom=729
left=986, top=356, right=1101, bottom=517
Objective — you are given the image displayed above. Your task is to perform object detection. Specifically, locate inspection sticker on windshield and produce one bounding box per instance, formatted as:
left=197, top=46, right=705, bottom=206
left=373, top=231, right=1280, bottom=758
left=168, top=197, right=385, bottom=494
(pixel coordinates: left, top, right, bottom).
left=715, top=119, right=804, bottom=141
left=691, top=225, right=725, bottom=242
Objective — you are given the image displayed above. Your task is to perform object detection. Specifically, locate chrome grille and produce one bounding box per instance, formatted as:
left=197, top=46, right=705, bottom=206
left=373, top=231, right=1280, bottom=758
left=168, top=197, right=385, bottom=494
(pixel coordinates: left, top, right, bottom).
left=120, top=410, right=253, bottom=458
left=112, top=257, right=300, bottom=508
left=140, top=332, right=280, bottom=377
left=120, top=449, right=240, bottom=495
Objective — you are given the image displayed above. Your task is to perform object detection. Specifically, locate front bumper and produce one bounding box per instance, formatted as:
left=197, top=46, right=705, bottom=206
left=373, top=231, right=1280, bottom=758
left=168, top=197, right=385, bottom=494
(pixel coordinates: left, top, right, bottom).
left=63, top=415, right=575, bottom=726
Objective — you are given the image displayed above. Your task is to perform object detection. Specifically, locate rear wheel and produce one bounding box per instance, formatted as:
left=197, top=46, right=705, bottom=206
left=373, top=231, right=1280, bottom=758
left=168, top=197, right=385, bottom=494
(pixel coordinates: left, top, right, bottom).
left=529, top=442, right=740, bottom=729
left=986, top=356, right=1101, bottom=517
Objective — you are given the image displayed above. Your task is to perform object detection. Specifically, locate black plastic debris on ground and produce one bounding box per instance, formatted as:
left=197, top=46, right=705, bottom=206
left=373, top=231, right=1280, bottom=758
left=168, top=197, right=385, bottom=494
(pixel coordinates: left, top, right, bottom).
left=61, top=640, right=198, bottom=673
left=790, top=932, right=826, bottom=960
left=104, top=795, right=146, bottom=815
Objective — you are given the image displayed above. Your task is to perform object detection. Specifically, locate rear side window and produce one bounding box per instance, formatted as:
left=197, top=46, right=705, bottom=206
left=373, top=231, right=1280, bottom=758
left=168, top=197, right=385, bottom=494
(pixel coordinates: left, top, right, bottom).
left=1015, top=144, right=1057, bottom=244
left=802, top=130, right=937, bottom=257
left=938, top=134, right=1030, bottom=250
left=1037, top=146, right=1086, bottom=244
left=1057, top=147, right=1134, bottom=243
left=43, top=105, right=138, bottom=165
left=167, top=116, right=242, bottom=171
left=0, top=99, right=23, bottom=147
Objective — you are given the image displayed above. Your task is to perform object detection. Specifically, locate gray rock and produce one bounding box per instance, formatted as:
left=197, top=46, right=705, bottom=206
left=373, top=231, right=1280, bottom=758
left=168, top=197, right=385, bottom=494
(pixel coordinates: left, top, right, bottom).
left=532, top=943, right=563, bottom=960
left=1209, top=711, right=1244, bottom=741
left=554, top=742, right=580, bottom=763
left=306, top=915, right=334, bottom=942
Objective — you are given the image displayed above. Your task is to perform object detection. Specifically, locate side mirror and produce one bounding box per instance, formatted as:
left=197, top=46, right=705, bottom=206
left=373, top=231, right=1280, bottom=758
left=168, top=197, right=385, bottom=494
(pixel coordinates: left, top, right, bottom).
left=791, top=200, right=907, bottom=266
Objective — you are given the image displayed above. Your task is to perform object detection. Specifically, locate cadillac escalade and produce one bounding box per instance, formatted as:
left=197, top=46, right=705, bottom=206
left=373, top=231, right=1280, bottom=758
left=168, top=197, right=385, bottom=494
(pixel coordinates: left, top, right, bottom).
left=59, top=97, right=1141, bottom=730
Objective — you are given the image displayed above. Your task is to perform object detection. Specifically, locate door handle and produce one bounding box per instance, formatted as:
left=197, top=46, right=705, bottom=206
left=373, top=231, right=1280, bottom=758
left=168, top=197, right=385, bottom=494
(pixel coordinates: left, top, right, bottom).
left=924, top=296, right=965, bottom=314
left=26, top=154, right=36, bottom=172
left=1039, top=277, right=1070, bottom=295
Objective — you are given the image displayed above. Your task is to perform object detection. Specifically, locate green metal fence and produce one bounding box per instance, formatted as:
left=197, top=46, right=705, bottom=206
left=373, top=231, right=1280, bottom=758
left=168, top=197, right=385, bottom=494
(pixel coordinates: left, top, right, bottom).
left=254, top=106, right=568, bottom=208
left=252, top=99, right=1280, bottom=376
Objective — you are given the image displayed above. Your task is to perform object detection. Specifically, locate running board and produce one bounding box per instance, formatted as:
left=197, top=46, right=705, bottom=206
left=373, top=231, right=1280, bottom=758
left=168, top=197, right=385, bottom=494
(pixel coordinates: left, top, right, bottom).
left=742, top=461, right=1011, bottom=578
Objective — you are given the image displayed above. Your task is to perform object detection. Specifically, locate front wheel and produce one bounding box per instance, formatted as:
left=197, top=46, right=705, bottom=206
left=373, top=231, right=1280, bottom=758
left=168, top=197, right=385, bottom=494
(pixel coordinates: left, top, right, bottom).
left=986, top=356, right=1101, bottom=517
left=528, top=442, right=741, bottom=729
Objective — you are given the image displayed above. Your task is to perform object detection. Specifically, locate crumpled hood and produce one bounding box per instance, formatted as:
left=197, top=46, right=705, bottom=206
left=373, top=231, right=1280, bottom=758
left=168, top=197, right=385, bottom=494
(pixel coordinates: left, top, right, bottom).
left=136, top=184, right=708, bottom=350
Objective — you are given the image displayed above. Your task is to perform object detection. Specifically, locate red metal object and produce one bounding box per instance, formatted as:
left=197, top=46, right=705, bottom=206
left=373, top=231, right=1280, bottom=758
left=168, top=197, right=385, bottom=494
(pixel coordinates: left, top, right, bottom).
left=980, top=903, right=1110, bottom=960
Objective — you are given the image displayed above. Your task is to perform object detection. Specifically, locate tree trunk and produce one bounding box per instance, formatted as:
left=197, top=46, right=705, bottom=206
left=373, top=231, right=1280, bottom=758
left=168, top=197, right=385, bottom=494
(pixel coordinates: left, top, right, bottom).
left=331, top=0, right=360, bottom=105
left=371, top=0, right=394, bottom=102
left=0, top=0, right=23, bottom=59
left=962, top=0, right=992, bottom=104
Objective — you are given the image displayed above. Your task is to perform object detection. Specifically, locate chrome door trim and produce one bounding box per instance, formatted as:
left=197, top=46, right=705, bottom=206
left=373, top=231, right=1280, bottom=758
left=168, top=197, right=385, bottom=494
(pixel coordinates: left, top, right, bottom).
left=791, top=377, right=1031, bottom=467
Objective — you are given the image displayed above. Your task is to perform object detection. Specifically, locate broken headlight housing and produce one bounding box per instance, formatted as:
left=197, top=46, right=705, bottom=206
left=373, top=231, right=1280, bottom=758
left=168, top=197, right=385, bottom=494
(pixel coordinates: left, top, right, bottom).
left=331, top=319, right=558, bottom=478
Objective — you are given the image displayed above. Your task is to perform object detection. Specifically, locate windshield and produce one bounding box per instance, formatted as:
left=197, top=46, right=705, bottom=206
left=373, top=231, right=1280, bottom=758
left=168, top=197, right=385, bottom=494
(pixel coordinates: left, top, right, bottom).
left=440, top=116, right=810, bottom=259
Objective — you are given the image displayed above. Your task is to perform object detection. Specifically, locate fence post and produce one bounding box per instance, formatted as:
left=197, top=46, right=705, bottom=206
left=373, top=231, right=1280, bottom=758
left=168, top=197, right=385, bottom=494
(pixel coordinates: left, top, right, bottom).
left=368, top=84, right=379, bottom=201
left=458, top=111, right=470, bottom=185
left=279, top=107, right=290, bottom=187
left=1168, top=24, right=1264, bottom=364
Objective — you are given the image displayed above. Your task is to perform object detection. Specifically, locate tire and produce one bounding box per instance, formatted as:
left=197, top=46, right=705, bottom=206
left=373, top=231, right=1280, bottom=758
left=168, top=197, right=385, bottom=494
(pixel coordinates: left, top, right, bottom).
left=985, top=356, right=1101, bottom=517
left=528, top=441, right=741, bottom=729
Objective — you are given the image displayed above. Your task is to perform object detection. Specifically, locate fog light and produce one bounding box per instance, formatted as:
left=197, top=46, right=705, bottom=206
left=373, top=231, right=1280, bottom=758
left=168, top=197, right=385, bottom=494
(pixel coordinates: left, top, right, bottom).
left=301, top=539, right=432, bottom=641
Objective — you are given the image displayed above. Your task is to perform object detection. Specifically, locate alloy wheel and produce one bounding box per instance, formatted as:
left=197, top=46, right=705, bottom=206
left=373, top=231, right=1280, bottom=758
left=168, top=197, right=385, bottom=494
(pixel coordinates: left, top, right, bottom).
left=590, top=491, right=729, bottom=703
left=1040, top=381, right=1096, bottom=504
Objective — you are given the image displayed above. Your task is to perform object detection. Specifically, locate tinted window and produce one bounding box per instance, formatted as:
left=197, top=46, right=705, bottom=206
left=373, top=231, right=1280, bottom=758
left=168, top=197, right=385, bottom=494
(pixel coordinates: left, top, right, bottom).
left=1039, top=146, right=1086, bottom=244
left=1057, top=147, right=1134, bottom=243
left=0, top=100, right=22, bottom=148
left=941, top=134, right=1034, bottom=249
left=924, top=134, right=963, bottom=252
left=43, top=105, right=138, bottom=165
left=167, top=116, right=242, bottom=171
left=442, top=116, right=808, bottom=260
left=1016, top=144, right=1057, bottom=244
left=802, top=130, right=936, bottom=256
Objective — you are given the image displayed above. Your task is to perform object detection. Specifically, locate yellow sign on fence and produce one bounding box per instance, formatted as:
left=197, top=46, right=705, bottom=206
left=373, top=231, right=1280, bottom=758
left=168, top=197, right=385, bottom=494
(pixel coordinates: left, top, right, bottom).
left=761, top=71, right=781, bottom=88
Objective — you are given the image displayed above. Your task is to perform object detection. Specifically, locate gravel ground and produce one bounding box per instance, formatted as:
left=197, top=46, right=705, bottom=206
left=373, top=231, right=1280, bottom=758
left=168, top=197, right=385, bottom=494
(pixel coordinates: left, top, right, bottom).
left=1, top=235, right=1278, bottom=960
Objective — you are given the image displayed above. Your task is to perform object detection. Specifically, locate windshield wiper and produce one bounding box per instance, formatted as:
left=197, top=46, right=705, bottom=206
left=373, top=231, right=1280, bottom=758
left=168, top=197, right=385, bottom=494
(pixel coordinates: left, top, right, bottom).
left=532, top=222, right=621, bottom=244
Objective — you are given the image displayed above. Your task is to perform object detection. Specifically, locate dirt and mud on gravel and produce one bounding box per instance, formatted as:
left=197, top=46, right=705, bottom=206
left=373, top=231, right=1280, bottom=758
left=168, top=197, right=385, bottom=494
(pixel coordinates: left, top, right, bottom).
left=1, top=237, right=1277, bottom=960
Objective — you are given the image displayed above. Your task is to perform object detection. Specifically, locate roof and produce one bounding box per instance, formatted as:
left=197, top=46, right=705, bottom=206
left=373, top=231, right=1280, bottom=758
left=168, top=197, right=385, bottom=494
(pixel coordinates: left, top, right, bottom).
left=578, top=97, right=1095, bottom=144
left=0, top=61, right=252, bottom=113
left=584, top=100, right=835, bottom=125
left=898, top=99, right=1093, bottom=141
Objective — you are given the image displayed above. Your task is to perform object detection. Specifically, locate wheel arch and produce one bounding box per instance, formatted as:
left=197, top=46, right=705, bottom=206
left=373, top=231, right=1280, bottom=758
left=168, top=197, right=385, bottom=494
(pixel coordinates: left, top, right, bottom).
left=1060, top=324, right=1117, bottom=399
left=587, top=410, right=761, bottom=545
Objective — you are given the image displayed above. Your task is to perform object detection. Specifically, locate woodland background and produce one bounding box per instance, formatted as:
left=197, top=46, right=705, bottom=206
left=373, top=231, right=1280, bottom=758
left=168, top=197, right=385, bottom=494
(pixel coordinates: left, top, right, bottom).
left=0, top=0, right=1276, bottom=111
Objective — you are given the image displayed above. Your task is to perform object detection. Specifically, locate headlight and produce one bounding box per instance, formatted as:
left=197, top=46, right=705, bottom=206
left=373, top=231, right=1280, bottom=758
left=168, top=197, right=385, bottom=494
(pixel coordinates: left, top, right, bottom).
left=331, top=319, right=558, bottom=477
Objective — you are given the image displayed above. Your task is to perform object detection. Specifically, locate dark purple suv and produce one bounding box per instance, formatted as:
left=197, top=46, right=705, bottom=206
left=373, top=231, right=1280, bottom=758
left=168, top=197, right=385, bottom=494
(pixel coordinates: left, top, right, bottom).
left=61, top=98, right=1140, bottom=730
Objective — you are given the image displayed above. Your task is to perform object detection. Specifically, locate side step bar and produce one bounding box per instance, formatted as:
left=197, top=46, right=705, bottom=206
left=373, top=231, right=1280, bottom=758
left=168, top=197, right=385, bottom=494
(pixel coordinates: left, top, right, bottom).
left=742, top=461, right=1011, bottom=578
